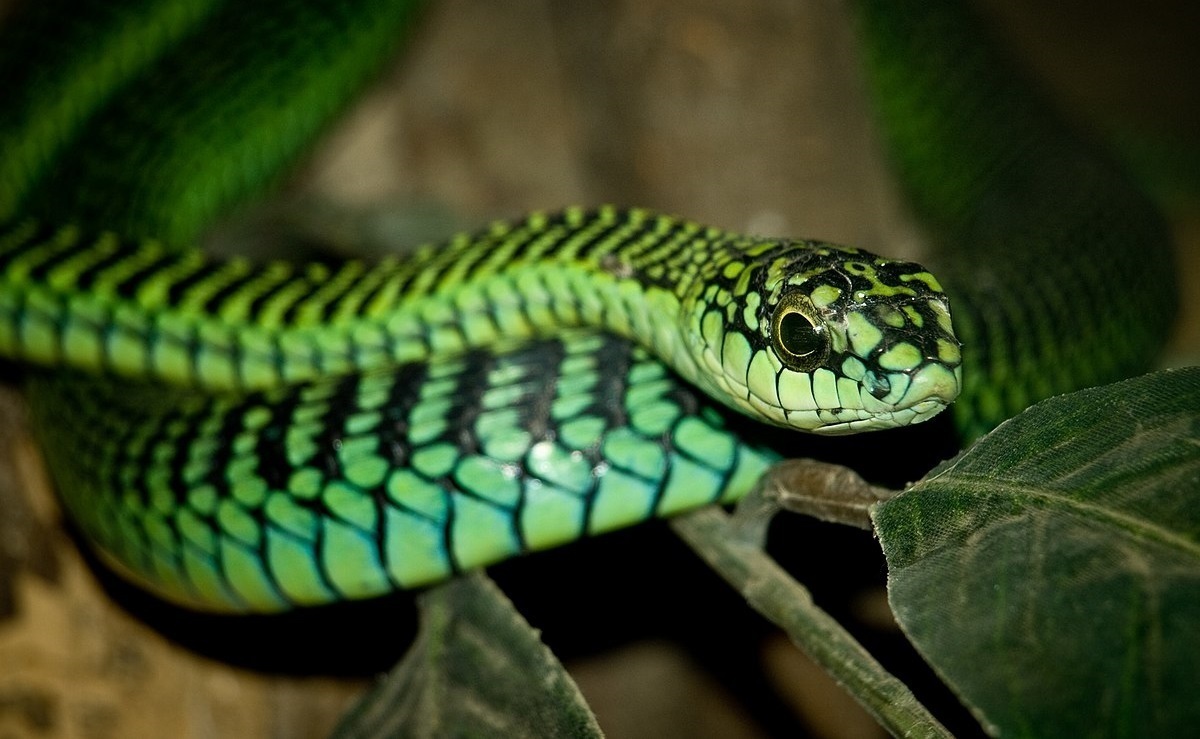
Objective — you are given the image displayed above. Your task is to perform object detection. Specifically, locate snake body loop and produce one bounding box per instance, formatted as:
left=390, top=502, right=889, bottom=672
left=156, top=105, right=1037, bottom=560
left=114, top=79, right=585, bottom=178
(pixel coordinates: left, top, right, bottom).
left=0, top=0, right=1176, bottom=611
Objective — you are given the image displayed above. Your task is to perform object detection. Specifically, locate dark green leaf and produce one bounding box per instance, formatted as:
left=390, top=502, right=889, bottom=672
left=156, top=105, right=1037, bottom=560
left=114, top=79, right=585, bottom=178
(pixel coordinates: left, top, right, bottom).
left=874, top=367, right=1200, bottom=738
left=332, top=572, right=603, bottom=739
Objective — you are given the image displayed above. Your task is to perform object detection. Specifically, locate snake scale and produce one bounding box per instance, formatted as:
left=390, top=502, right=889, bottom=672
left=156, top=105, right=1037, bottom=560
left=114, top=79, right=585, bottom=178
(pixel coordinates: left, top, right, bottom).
left=0, top=0, right=1177, bottom=612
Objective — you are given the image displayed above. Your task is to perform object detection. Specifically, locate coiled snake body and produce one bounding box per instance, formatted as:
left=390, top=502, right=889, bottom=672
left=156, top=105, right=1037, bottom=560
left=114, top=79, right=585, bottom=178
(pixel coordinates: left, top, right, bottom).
left=0, top=0, right=1176, bottom=611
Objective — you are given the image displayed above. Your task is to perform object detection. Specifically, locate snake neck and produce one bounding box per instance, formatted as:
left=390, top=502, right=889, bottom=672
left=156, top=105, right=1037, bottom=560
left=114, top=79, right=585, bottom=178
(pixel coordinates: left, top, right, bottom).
left=0, top=205, right=962, bottom=432
left=0, top=207, right=750, bottom=393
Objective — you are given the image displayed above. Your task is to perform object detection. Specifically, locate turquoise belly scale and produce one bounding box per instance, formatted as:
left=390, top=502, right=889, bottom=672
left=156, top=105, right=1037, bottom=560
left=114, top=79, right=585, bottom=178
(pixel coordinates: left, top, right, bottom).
left=31, top=334, right=774, bottom=611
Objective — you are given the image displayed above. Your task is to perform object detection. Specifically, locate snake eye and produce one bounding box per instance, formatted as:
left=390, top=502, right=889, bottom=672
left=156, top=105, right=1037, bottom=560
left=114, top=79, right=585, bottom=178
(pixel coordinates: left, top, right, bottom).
left=771, top=292, right=829, bottom=372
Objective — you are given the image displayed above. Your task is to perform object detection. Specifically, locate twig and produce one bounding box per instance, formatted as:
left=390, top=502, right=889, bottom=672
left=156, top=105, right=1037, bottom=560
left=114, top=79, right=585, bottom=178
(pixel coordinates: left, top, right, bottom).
left=671, top=502, right=951, bottom=738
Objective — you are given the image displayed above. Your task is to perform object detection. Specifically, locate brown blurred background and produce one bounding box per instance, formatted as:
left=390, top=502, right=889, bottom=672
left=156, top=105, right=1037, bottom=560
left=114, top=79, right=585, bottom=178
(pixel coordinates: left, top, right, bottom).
left=1, top=1, right=1196, bottom=737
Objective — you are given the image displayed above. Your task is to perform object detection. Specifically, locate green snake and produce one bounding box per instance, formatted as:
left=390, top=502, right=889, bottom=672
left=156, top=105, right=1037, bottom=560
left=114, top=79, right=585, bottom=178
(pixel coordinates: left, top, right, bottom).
left=0, top=0, right=1176, bottom=612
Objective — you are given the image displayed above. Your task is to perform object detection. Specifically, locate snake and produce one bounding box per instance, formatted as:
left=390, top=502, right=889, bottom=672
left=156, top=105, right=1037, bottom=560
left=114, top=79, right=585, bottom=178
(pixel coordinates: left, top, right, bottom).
left=0, top=0, right=1177, bottom=613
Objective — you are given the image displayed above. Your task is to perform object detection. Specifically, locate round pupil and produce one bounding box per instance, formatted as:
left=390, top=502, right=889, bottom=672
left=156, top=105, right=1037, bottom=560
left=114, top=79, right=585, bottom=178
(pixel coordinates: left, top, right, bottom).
left=779, top=312, right=823, bottom=357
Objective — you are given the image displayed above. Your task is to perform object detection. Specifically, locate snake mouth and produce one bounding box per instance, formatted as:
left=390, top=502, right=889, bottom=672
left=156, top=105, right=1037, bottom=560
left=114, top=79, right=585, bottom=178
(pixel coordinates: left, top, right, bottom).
left=761, top=360, right=959, bottom=434
left=810, top=397, right=952, bottom=435
left=782, top=360, right=960, bottom=434
left=895, top=396, right=955, bottom=425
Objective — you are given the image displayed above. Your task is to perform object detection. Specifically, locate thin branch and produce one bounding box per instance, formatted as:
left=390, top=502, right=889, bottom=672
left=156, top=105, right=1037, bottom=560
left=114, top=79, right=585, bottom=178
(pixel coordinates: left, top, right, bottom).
left=671, top=503, right=951, bottom=739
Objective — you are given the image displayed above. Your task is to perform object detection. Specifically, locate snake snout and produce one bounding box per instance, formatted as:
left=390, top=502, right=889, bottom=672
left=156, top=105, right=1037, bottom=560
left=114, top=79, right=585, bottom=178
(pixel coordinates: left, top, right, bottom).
left=884, top=298, right=963, bottom=418
left=900, top=361, right=962, bottom=410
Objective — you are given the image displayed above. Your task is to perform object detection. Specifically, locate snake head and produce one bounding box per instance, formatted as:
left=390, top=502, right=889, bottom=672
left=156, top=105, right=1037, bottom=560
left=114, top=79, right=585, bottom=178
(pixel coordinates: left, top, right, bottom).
left=690, top=239, right=961, bottom=434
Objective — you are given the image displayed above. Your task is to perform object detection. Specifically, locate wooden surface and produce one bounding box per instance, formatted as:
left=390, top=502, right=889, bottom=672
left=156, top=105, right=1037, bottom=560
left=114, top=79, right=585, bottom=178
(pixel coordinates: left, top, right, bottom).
left=1, top=1, right=1196, bottom=737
